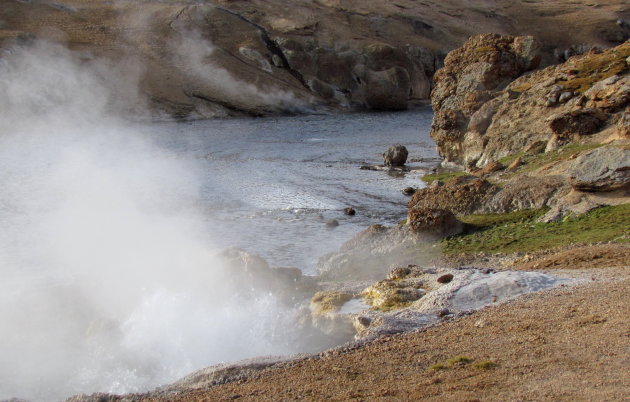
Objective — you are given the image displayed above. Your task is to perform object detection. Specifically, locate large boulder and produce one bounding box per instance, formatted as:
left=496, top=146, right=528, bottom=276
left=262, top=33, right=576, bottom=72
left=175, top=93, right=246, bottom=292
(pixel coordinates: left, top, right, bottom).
left=383, top=144, right=409, bottom=166
left=430, top=34, right=542, bottom=168
left=548, top=108, right=608, bottom=140
left=408, top=176, right=499, bottom=216
left=486, top=175, right=570, bottom=213
left=407, top=208, right=463, bottom=237
left=568, top=145, right=630, bottom=191
left=584, top=74, right=630, bottom=112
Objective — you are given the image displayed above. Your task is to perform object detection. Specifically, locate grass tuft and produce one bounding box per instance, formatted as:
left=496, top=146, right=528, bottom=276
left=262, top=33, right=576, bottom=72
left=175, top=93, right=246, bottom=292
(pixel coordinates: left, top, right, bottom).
left=557, top=43, right=630, bottom=93
left=428, top=363, right=447, bottom=371
left=472, top=360, right=498, bottom=370
left=421, top=171, right=469, bottom=184
left=446, top=356, right=473, bottom=366
left=443, top=204, right=630, bottom=254
left=459, top=209, right=547, bottom=230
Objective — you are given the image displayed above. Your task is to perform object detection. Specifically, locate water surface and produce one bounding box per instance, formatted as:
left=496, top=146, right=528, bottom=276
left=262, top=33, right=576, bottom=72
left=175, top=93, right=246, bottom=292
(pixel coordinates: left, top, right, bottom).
left=147, top=108, right=438, bottom=272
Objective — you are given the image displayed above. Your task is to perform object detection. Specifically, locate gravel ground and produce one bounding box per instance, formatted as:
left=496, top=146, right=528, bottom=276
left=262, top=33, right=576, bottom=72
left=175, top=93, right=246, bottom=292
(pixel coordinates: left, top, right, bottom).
left=136, top=245, right=630, bottom=401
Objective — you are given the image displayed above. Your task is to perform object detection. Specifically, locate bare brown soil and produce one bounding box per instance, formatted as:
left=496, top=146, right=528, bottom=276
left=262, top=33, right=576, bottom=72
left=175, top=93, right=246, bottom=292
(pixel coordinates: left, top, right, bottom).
left=514, top=243, right=630, bottom=271
left=138, top=260, right=630, bottom=401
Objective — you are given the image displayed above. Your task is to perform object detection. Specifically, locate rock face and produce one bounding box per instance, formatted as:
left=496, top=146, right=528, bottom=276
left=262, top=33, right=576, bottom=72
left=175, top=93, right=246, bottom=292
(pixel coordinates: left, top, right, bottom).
left=423, top=38, right=630, bottom=222
left=383, top=144, right=409, bottom=166
left=2, top=1, right=628, bottom=118
left=430, top=36, right=630, bottom=169
left=430, top=34, right=542, bottom=168
left=548, top=109, right=607, bottom=140
left=407, top=208, right=463, bottom=237
left=365, top=67, right=411, bottom=110
left=568, top=146, right=630, bottom=191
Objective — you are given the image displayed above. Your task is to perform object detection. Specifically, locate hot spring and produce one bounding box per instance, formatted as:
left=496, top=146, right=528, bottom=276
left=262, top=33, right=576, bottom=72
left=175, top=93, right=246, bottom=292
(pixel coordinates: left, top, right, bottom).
left=0, top=42, right=437, bottom=401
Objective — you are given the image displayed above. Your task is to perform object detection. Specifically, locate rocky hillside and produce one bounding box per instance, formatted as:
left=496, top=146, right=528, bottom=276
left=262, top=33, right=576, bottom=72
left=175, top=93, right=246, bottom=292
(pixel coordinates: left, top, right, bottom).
left=410, top=35, right=629, bottom=228
left=1, top=0, right=628, bottom=118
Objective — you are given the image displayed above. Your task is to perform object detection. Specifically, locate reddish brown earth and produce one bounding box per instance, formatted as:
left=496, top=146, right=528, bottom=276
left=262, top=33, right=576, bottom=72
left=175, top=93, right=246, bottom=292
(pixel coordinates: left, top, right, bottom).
left=140, top=269, right=629, bottom=401
left=126, top=242, right=630, bottom=402
left=514, top=243, right=630, bottom=271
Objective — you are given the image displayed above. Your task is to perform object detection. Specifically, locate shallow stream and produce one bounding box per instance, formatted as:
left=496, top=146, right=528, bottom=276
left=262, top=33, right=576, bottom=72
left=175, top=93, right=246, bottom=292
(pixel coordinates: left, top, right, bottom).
left=145, top=109, right=439, bottom=272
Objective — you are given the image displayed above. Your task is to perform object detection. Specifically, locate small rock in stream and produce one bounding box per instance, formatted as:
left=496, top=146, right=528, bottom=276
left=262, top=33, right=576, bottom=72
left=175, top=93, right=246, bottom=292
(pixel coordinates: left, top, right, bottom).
left=437, top=273, right=454, bottom=284
left=402, top=187, right=416, bottom=196
left=326, top=219, right=340, bottom=228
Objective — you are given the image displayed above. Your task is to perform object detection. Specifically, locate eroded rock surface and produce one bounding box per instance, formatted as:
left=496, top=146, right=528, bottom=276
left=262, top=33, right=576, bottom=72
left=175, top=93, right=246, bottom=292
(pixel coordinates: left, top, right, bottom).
left=430, top=34, right=542, bottom=168
left=424, top=37, right=630, bottom=220
left=568, top=145, right=630, bottom=191
left=408, top=176, right=499, bottom=216
left=2, top=1, right=627, bottom=118
left=430, top=37, right=630, bottom=170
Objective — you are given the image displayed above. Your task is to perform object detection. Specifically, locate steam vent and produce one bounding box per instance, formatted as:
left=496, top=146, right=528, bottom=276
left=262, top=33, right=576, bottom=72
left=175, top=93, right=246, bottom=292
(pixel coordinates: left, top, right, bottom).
left=0, top=1, right=628, bottom=400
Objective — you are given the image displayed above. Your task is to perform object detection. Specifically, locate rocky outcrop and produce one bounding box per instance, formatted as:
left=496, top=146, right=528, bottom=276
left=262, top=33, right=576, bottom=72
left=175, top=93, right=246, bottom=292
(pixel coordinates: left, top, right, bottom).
left=420, top=37, right=630, bottom=223
left=430, top=37, right=630, bottom=169
left=407, top=174, right=570, bottom=218
left=2, top=0, right=628, bottom=118
left=407, top=208, right=463, bottom=236
left=408, top=176, right=499, bottom=216
left=568, top=145, right=630, bottom=191
left=430, top=34, right=542, bottom=168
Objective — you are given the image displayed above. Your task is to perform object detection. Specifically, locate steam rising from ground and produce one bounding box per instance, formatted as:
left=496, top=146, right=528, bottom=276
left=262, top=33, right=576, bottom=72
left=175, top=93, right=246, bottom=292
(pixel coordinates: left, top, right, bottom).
left=170, top=27, right=309, bottom=113
left=0, top=43, right=314, bottom=401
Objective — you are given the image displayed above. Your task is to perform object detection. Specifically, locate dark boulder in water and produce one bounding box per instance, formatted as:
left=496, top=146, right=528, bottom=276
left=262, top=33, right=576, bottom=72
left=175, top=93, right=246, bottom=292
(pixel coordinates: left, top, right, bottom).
left=402, top=187, right=416, bottom=196
left=383, top=144, right=409, bottom=167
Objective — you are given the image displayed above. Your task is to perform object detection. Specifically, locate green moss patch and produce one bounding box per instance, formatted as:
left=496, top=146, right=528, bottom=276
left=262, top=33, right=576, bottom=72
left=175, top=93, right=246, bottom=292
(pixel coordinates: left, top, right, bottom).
left=442, top=204, right=630, bottom=254
left=557, top=43, right=630, bottom=94
left=421, top=171, right=469, bottom=184
left=460, top=209, right=547, bottom=230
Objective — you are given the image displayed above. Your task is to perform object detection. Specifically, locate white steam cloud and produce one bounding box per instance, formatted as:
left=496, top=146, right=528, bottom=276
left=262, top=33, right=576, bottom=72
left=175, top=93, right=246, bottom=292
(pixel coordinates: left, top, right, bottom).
left=0, top=42, right=316, bottom=401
